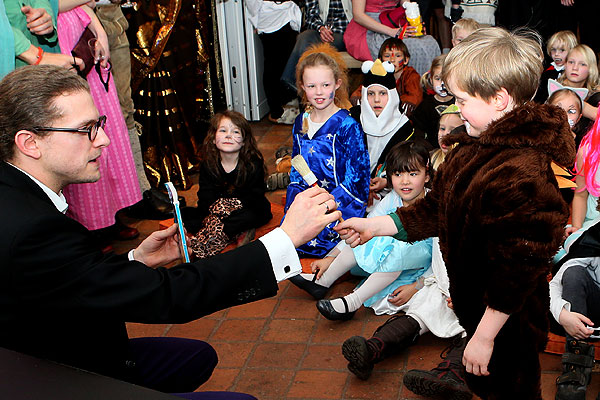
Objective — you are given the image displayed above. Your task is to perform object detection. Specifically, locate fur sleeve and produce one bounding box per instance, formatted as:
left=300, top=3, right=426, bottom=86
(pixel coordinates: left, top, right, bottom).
left=478, top=153, right=569, bottom=314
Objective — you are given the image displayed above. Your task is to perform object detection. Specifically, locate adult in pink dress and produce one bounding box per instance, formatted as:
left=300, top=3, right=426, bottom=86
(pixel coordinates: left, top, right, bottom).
left=344, top=0, right=440, bottom=75
left=57, top=6, right=141, bottom=230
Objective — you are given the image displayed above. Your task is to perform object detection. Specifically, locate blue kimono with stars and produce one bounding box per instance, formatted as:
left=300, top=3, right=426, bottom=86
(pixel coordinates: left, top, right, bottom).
left=284, top=109, right=370, bottom=257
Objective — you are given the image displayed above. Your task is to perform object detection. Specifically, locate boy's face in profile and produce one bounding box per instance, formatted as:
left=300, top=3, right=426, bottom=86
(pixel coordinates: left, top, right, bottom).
left=446, top=78, right=508, bottom=138
left=381, top=47, right=407, bottom=74
left=451, top=28, right=470, bottom=47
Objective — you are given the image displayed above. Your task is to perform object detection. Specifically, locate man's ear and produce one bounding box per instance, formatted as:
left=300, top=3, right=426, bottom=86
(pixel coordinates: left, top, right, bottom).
left=14, top=130, right=42, bottom=159
left=494, top=88, right=512, bottom=111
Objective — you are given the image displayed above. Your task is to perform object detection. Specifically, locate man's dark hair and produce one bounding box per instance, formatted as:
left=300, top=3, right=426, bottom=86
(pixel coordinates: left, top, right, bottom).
left=0, top=65, right=89, bottom=161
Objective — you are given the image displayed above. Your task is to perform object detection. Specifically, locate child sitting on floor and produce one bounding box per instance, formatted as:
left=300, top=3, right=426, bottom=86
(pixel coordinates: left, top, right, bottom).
left=186, top=110, right=272, bottom=258
left=290, top=140, right=433, bottom=321
left=349, top=59, right=415, bottom=210
left=283, top=43, right=370, bottom=258
left=351, top=38, right=423, bottom=115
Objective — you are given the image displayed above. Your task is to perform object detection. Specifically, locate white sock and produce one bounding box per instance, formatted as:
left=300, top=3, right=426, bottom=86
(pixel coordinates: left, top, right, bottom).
left=330, top=292, right=362, bottom=313
left=315, top=246, right=357, bottom=288
left=330, top=271, right=401, bottom=313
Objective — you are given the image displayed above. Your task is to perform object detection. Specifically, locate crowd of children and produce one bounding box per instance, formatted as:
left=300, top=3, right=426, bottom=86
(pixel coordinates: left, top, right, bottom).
left=178, top=14, right=600, bottom=400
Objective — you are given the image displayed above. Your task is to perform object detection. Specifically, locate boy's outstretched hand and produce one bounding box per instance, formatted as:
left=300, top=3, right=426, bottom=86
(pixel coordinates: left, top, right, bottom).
left=335, top=215, right=398, bottom=247
left=281, top=186, right=341, bottom=248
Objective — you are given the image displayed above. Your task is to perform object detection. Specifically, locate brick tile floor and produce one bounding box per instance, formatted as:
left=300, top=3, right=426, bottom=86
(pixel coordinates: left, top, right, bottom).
left=113, top=117, right=600, bottom=399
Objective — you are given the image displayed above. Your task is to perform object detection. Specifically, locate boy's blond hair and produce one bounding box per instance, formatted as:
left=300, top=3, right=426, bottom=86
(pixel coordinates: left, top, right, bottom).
left=546, top=30, right=578, bottom=56
left=558, top=44, right=600, bottom=93
left=442, top=27, right=543, bottom=105
left=451, top=18, right=480, bottom=39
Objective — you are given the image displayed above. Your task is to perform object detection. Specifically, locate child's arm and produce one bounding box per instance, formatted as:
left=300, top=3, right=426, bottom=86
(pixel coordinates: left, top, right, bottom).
left=568, top=150, right=589, bottom=235
left=463, top=307, right=509, bottom=376
left=399, top=68, right=423, bottom=111
left=582, top=102, right=598, bottom=121
left=351, top=0, right=399, bottom=37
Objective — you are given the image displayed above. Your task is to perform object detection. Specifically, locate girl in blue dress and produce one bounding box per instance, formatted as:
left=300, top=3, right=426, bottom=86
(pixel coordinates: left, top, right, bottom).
left=284, top=43, right=370, bottom=258
left=290, top=140, right=433, bottom=320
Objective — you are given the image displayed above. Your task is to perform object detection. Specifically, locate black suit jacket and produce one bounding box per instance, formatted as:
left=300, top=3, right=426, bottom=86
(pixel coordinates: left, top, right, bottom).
left=0, top=162, right=279, bottom=380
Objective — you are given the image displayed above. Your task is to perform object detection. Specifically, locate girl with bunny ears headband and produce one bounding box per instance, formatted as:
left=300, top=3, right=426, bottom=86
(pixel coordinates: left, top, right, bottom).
left=547, top=79, right=588, bottom=130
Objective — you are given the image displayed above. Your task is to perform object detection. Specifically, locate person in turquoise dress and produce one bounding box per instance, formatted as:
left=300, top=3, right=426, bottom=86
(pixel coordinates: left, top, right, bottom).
left=290, top=140, right=433, bottom=320
left=283, top=43, right=370, bottom=258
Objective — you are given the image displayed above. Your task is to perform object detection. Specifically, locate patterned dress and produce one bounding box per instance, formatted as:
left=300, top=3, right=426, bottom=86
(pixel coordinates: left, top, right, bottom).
left=284, top=109, right=370, bottom=257
left=58, top=8, right=141, bottom=230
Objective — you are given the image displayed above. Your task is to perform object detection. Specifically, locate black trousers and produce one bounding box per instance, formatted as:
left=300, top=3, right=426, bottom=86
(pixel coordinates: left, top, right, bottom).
left=259, top=23, right=297, bottom=119
left=562, top=265, right=600, bottom=339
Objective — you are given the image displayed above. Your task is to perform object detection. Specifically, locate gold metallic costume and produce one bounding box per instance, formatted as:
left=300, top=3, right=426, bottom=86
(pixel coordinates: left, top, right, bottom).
left=128, top=0, right=225, bottom=189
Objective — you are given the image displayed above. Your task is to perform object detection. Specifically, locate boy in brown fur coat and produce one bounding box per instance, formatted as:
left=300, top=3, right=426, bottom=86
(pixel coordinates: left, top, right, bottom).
left=336, top=27, right=576, bottom=399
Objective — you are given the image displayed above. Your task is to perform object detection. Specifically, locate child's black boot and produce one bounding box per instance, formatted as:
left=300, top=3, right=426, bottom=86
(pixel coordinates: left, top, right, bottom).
left=342, top=315, right=419, bottom=380
left=402, top=335, right=472, bottom=400
left=556, top=339, right=595, bottom=400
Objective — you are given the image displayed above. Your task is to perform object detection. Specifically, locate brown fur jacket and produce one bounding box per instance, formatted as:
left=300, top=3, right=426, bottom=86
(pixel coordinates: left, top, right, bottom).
left=397, top=103, right=576, bottom=345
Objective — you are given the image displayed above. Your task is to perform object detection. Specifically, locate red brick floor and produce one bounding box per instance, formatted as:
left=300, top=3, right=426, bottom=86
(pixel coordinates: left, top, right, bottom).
left=114, top=118, right=600, bottom=399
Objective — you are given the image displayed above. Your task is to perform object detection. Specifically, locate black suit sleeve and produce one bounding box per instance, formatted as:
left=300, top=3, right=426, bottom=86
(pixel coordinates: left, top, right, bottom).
left=10, top=213, right=279, bottom=324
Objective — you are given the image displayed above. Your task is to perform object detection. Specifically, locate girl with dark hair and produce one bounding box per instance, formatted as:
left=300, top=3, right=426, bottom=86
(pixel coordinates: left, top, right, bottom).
left=187, top=110, right=272, bottom=259
left=290, top=140, right=433, bottom=320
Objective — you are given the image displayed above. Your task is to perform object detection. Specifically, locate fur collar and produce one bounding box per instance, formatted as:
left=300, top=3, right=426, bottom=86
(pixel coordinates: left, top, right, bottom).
left=444, top=103, right=576, bottom=167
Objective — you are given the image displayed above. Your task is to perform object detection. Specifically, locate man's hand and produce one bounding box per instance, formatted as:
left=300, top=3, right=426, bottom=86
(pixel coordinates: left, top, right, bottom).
left=559, top=309, right=594, bottom=340
left=319, top=26, right=334, bottom=43
left=281, top=186, right=341, bottom=247
left=133, top=223, right=188, bottom=268
left=21, top=6, right=54, bottom=35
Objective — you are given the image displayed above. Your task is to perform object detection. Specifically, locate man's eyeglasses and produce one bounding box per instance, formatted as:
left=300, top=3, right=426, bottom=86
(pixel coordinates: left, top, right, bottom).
left=32, top=115, right=107, bottom=141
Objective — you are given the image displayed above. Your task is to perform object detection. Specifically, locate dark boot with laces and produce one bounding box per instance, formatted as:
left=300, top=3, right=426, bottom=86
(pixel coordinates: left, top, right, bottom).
left=342, top=315, right=420, bottom=380
left=556, top=339, right=595, bottom=400
left=403, top=335, right=473, bottom=400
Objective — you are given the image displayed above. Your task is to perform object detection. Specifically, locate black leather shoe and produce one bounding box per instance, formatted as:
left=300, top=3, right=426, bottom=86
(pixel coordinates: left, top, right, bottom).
left=289, top=274, right=328, bottom=300
left=317, top=298, right=356, bottom=321
left=124, top=189, right=172, bottom=220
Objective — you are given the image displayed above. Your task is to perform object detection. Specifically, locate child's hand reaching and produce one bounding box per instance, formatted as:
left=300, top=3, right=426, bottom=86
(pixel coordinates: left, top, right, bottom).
left=559, top=309, right=595, bottom=340
left=565, top=225, right=580, bottom=238
left=368, top=177, right=387, bottom=206
left=311, top=257, right=334, bottom=280
left=446, top=297, right=454, bottom=310
left=387, top=282, right=418, bottom=306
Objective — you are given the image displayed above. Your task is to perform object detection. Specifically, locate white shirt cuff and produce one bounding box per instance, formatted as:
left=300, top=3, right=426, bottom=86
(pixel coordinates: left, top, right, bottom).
left=258, top=227, right=301, bottom=282
left=128, top=249, right=135, bottom=261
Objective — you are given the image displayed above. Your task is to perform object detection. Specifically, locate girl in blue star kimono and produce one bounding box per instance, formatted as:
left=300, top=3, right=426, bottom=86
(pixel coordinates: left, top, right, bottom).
left=284, top=43, right=370, bottom=258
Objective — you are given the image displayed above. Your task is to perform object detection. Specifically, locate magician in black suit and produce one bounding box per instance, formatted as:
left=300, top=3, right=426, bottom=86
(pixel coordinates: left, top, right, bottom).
left=0, top=66, right=342, bottom=399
